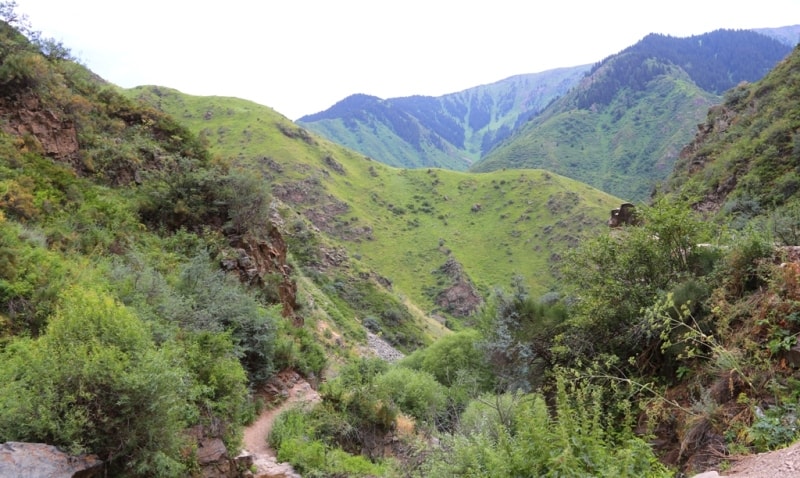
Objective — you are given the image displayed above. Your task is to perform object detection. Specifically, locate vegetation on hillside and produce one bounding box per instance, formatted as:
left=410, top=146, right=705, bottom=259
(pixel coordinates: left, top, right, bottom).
left=0, top=7, right=325, bottom=475
left=127, top=85, right=620, bottom=325
left=665, top=44, right=800, bottom=226
left=297, top=66, right=590, bottom=169
left=4, top=4, right=800, bottom=478
left=473, top=29, right=792, bottom=201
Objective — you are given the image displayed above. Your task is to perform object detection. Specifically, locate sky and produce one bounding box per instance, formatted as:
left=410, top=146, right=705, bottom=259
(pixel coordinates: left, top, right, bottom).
left=10, top=0, right=800, bottom=120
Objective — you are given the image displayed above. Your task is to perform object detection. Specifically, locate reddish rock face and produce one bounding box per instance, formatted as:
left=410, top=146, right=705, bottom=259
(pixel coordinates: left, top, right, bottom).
left=0, top=93, right=79, bottom=163
left=223, top=227, right=301, bottom=325
left=434, top=257, right=482, bottom=317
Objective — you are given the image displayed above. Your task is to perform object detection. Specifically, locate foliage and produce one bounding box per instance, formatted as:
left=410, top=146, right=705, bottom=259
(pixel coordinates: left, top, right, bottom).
left=0, top=221, right=68, bottom=335
left=269, top=408, right=389, bottom=477
left=0, top=287, right=190, bottom=476
left=373, top=367, right=447, bottom=425
left=399, top=328, right=493, bottom=390
left=106, top=252, right=280, bottom=384
left=272, top=319, right=327, bottom=378
left=420, top=374, right=671, bottom=477
left=477, top=276, right=566, bottom=392
left=559, top=200, right=715, bottom=369
left=173, top=253, right=279, bottom=383
left=748, top=403, right=800, bottom=452
left=268, top=358, right=401, bottom=474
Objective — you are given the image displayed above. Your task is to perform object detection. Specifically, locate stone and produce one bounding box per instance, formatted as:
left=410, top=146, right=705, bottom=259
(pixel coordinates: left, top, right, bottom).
left=0, top=442, right=103, bottom=478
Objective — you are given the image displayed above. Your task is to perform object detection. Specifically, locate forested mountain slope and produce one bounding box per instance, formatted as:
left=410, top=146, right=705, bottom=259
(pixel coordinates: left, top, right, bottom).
left=472, top=29, right=792, bottom=201
left=297, top=66, right=590, bottom=170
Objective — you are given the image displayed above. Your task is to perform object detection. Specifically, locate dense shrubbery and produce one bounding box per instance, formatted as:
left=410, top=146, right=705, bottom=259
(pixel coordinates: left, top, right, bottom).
left=421, top=374, right=670, bottom=477
left=0, top=287, right=196, bottom=475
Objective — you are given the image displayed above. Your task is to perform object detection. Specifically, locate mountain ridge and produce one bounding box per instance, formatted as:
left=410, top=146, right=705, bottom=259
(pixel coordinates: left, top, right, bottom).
left=472, top=28, right=793, bottom=200
left=297, top=65, right=591, bottom=170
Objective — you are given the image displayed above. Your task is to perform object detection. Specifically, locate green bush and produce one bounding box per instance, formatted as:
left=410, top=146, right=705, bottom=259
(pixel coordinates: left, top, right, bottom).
left=270, top=407, right=389, bottom=477
left=722, top=228, right=773, bottom=296
left=421, top=375, right=671, bottom=478
left=374, top=367, right=447, bottom=425
left=400, top=329, right=492, bottom=391
left=0, top=287, right=190, bottom=476
left=273, top=321, right=327, bottom=379
left=175, top=254, right=279, bottom=384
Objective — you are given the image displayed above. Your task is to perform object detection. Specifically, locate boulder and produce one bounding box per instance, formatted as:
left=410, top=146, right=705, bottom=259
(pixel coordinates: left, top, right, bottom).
left=0, top=442, right=103, bottom=478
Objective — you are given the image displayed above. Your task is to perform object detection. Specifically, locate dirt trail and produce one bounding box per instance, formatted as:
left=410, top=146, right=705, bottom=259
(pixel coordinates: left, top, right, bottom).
left=242, top=373, right=320, bottom=478
left=693, top=441, right=800, bottom=478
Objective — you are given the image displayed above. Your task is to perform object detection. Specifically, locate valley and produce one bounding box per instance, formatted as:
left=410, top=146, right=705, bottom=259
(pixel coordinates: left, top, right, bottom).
left=2, top=6, right=800, bottom=477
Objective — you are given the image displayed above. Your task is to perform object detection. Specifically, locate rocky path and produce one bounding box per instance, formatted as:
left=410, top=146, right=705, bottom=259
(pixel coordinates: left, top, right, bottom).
left=241, top=371, right=320, bottom=478
left=241, top=330, right=402, bottom=477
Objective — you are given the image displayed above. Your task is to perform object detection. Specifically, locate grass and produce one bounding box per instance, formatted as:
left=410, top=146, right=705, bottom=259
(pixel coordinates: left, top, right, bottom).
left=126, top=86, right=620, bottom=323
left=474, top=67, right=720, bottom=202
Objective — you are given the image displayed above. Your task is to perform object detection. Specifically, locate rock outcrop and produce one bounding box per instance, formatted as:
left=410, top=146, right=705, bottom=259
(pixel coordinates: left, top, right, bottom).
left=434, top=257, right=482, bottom=317
left=608, top=203, right=641, bottom=227
left=0, top=442, right=103, bottom=478
left=0, top=93, right=80, bottom=164
left=222, top=226, right=300, bottom=325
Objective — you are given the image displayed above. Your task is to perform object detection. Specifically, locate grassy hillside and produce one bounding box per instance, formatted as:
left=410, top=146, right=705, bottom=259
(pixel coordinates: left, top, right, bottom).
left=664, top=44, right=800, bottom=226
left=472, top=29, right=792, bottom=201
left=297, top=66, right=590, bottom=170
left=474, top=66, right=717, bottom=200
left=127, top=85, right=621, bottom=319
left=7, top=9, right=800, bottom=478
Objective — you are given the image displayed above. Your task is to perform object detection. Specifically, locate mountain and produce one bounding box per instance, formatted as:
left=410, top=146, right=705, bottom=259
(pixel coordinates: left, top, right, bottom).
left=472, top=29, right=793, bottom=201
left=127, top=85, right=620, bottom=322
left=296, top=66, right=590, bottom=170
left=0, top=15, right=620, bottom=474
left=7, top=10, right=800, bottom=478
left=663, top=44, right=800, bottom=225
left=753, top=24, right=800, bottom=47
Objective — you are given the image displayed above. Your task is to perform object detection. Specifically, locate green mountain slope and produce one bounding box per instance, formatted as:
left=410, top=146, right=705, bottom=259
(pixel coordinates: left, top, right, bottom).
left=296, top=66, right=590, bottom=170
left=663, top=44, right=800, bottom=224
left=472, top=29, right=792, bottom=201
left=127, top=85, right=620, bottom=317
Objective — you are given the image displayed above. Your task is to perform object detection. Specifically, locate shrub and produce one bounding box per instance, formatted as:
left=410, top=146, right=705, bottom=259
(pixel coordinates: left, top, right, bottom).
left=175, top=254, right=279, bottom=384
left=400, top=329, right=492, bottom=391
left=722, top=229, right=773, bottom=296
left=0, top=287, right=191, bottom=476
left=270, top=407, right=389, bottom=477
left=421, top=375, right=671, bottom=477
left=374, top=367, right=447, bottom=425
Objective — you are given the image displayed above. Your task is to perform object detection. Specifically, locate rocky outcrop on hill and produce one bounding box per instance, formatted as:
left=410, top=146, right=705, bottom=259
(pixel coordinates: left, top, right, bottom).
left=434, top=257, right=483, bottom=317
left=672, top=103, right=740, bottom=213
left=222, top=227, right=300, bottom=325
left=0, top=441, right=103, bottom=478
left=0, top=93, right=79, bottom=163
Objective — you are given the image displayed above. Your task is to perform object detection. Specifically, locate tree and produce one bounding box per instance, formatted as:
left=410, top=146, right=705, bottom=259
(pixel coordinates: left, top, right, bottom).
left=478, top=276, right=566, bottom=392
left=559, top=200, right=715, bottom=368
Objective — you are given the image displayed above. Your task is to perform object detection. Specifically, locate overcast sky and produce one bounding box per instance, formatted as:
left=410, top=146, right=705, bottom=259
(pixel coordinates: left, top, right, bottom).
left=11, top=0, right=800, bottom=120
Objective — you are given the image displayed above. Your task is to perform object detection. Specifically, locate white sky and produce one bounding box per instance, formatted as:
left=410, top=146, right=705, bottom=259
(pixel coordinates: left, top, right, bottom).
left=11, top=0, right=800, bottom=120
